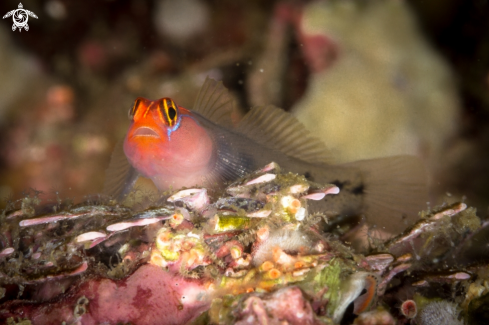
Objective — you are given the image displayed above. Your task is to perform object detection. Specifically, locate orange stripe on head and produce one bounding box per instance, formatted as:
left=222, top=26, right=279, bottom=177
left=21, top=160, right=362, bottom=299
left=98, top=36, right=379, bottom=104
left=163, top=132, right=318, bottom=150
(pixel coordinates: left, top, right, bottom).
left=129, top=97, right=147, bottom=120
left=157, top=100, right=165, bottom=124
left=143, top=103, right=151, bottom=118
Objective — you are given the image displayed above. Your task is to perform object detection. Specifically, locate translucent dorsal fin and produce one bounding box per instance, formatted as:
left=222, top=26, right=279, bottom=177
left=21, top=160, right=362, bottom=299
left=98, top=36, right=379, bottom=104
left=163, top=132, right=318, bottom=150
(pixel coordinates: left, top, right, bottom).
left=235, top=105, right=334, bottom=165
left=192, top=77, right=237, bottom=127
left=103, top=140, right=140, bottom=200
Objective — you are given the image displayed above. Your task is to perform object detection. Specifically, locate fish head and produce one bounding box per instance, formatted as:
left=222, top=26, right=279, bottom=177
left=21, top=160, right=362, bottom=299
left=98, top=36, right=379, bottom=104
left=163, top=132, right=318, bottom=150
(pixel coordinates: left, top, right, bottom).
left=124, top=97, right=215, bottom=189
left=125, top=97, right=181, bottom=142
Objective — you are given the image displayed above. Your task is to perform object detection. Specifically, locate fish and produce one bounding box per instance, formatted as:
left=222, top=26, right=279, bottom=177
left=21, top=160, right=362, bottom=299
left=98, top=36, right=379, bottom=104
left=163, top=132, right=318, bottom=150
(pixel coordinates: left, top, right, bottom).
left=104, top=77, right=427, bottom=233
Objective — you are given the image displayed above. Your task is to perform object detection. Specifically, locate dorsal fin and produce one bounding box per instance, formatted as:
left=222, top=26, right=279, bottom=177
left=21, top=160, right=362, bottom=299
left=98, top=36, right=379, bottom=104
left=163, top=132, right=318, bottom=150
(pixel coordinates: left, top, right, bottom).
left=103, top=140, right=140, bottom=200
left=192, top=77, right=238, bottom=127
left=235, top=105, right=334, bottom=164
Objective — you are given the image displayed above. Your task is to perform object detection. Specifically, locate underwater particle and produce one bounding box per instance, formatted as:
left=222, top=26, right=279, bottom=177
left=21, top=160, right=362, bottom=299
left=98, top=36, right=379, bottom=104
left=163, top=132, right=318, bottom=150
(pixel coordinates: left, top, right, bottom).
left=417, top=301, right=463, bottom=325
left=400, top=299, right=417, bottom=319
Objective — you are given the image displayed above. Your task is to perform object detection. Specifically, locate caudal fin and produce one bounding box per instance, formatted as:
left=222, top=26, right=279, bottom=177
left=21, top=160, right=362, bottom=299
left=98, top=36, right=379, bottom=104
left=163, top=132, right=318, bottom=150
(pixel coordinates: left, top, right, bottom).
left=344, top=156, right=428, bottom=234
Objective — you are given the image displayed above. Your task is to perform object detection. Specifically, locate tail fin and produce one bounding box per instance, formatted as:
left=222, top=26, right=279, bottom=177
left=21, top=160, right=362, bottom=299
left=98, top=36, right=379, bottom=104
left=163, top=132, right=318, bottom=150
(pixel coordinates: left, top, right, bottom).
left=344, top=156, right=428, bottom=234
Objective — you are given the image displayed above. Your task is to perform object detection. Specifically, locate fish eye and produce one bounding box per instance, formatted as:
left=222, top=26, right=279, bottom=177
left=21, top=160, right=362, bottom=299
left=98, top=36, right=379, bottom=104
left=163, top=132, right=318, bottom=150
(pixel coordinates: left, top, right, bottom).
left=160, top=98, right=179, bottom=126
left=128, top=98, right=142, bottom=119
left=168, top=105, right=176, bottom=121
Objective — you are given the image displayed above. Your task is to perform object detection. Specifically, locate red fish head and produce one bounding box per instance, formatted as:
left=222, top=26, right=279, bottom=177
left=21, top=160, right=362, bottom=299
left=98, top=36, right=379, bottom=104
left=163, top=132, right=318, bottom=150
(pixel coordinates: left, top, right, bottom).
left=124, top=97, right=215, bottom=190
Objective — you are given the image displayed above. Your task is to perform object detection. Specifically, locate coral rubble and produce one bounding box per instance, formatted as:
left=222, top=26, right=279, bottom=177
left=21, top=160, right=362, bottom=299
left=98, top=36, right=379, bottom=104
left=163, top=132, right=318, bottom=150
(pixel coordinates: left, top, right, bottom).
left=0, top=164, right=486, bottom=324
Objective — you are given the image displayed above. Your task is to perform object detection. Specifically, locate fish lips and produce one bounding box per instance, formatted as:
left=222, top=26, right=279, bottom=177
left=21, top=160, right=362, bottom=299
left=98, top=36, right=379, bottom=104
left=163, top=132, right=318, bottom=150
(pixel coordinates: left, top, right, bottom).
left=131, top=126, right=161, bottom=139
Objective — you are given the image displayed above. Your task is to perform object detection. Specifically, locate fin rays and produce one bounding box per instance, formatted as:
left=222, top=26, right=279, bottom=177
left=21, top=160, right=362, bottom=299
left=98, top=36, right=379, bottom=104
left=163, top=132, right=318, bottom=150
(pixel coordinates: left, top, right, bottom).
left=192, top=77, right=236, bottom=126
left=236, top=105, right=334, bottom=165
left=103, top=140, right=140, bottom=200
left=344, top=156, right=428, bottom=233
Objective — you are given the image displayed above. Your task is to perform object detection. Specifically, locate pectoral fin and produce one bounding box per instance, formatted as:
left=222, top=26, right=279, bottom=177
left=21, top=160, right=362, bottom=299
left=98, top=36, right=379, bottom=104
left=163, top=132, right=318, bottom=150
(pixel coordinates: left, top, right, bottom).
left=103, top=140, right=141, bottom=201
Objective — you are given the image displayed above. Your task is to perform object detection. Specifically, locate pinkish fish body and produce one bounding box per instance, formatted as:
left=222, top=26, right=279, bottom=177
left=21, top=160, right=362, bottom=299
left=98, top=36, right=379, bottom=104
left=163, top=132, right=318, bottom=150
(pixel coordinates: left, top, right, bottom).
left=105, top=78, right=427, bottom=233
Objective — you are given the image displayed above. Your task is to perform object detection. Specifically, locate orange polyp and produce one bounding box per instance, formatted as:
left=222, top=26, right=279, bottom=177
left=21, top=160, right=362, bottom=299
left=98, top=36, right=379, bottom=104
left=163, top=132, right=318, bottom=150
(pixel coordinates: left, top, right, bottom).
left=170, top=213, right=184, bottom=228
left=261, top=261, right=274, bottom=272
left=289, top=199, right=301, bottom=214
left=268, top=268, right=282, bottom=279
left=150, top=251, right=166, bottom=267
left=273, top=247, right=294, bottom=265
left=294, top=261, right=304, bottom=269
left=158, top=232, right=171, bottom=242
left=245, top=287, right=254, bottom=293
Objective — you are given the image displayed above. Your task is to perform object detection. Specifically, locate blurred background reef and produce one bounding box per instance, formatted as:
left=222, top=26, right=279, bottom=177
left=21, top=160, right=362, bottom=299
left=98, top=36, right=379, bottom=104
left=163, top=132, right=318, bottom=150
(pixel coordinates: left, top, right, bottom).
left=0, top=0, right=488, bottom=219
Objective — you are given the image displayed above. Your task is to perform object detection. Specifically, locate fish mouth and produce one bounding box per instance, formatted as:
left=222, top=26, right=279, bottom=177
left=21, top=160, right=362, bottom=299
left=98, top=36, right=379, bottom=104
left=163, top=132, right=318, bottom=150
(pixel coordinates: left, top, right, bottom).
left=132, top=127, right=160, bottom=138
